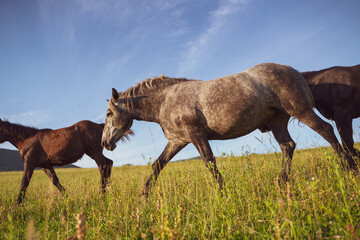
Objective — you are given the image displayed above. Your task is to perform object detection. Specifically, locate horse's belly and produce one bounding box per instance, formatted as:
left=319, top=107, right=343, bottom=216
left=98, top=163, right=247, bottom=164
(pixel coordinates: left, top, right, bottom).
left=42, top=142, right=85, bottom=166
left=207, top=116, right=267, bottom=139
left=204, top=100, right=271, bottom=139
left=46, top=152, right=85, bottom=166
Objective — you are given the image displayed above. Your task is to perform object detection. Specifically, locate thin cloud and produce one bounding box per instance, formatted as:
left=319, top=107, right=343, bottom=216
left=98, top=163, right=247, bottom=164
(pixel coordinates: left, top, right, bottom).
left=5, top=110, right=51, bottom=127
left=178, top=0, right=250, bottom=75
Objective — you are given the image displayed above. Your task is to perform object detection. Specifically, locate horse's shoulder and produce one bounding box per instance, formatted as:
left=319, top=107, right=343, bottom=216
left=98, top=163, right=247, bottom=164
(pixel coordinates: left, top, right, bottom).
left=19, top=135, right=43, bottom=156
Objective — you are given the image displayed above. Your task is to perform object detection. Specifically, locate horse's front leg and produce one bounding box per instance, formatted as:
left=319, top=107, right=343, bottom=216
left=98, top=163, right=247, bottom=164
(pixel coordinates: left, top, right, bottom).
left=92, top=154, right=113, bottom=193
left=188, top=129, right=225, bottom=191
left=143, top=141, right=187, bottom=199
left=17, top=163, right=35, bottom=204
left=42, top=167, right=66, bottom=193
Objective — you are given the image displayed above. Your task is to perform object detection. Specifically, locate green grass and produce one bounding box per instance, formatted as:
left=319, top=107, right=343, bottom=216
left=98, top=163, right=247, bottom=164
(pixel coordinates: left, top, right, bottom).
left=0, top=145, right=359, bottom=239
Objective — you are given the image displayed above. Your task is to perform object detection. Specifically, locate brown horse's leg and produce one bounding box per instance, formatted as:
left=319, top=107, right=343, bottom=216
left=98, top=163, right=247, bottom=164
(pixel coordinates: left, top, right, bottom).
left=42, top=167, right=66, bottom=193
left=143, top=141, right=187, bottom=198
left=334, top=111, right=358, bottom=156
left=17, top=163, right=35, bottom=204
left=296, top=110, right=356, bottom=168
left=99, top=157, right=113, bottom=192
left=188, top=129, right=225, bottom=191
left=265, top=113, right=296, bottom=182
left=90, top=153, right=113, bottom=193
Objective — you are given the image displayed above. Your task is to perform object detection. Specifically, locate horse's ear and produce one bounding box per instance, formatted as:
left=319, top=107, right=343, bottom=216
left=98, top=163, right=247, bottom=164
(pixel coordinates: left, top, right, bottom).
left=112, top=88, right=119, bottom=100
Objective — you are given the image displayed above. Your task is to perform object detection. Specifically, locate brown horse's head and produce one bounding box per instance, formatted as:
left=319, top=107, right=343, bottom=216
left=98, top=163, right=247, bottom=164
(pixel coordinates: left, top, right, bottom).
left=102, top=88, right=133, bottom=151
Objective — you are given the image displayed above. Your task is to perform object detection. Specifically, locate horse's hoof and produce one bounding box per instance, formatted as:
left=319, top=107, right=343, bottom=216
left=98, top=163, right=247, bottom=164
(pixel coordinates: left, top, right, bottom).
left=139, top=191, right=149, bottom=202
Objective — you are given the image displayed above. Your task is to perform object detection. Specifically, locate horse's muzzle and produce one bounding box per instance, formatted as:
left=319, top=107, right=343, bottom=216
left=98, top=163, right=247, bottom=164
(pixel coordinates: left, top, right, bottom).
left=102, top=140, right=116, bottom=151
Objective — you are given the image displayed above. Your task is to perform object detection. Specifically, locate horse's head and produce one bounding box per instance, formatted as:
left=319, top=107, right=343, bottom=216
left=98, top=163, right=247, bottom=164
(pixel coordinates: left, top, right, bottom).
left=101, top=88, right=133, bottom=151
left=0, top=119, right=4, bottom=143
left=0, top=118, right=9, bottom=144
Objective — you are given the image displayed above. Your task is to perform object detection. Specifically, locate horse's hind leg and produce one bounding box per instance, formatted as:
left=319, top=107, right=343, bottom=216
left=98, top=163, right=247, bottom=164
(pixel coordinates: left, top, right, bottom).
left=295, top=110, right=356, bottom=168
left=42, top=167, right=66, bottom=193
left=17, top=163, right=35, bottom=204
left=334, top=111, right=359, bottom=157
left=265, top=113, right=296, bottom=181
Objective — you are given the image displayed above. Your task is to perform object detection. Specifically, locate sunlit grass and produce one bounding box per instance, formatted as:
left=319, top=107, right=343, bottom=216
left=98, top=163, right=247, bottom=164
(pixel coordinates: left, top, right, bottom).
left=0, top=145, right=359, bottom=239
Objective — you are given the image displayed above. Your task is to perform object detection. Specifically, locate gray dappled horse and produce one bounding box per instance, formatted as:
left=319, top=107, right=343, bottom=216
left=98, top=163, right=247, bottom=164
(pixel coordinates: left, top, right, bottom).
left=302, top=64, right=360, bottom=157
left=102, top=63, right=351, bottom=198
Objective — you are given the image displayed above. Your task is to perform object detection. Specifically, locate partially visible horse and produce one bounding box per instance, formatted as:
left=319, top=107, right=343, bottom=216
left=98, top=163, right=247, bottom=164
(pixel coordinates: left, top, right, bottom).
left=0, top=119, right=132, bottom=204
left=101, top=63, right=352, bottom=198
left=302, top=64, right=360, bottom=156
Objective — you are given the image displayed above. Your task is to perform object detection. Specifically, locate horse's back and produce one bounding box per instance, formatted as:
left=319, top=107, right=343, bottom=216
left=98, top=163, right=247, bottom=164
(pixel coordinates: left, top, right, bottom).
left=160, top=63, right=314, bottom=139
left=304, top=64, right=360, bottom=88
left=37, top=121, right=102, bottom=165
left=75, top=120, right=104, bottom=133
left=240, top=63, right=315, bottom=113
left=303, top=64, right=360, bottom=119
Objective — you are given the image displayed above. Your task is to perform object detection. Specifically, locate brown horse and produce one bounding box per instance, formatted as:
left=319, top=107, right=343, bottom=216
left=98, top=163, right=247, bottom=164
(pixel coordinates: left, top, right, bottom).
left=0, top=119, right=132, bottom=204
left=101, top=63, right=351, bottom=198
left=302, top=64, right=360, bottom=156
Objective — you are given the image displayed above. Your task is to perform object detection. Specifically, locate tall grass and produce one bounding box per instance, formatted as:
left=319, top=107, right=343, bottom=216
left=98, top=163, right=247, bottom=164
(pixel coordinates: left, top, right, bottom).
left=0, top=145, right=359, bottom=239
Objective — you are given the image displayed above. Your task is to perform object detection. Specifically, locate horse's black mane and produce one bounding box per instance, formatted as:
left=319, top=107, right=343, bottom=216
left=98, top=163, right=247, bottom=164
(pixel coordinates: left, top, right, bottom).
left=0, top=120, right=47, bottom=139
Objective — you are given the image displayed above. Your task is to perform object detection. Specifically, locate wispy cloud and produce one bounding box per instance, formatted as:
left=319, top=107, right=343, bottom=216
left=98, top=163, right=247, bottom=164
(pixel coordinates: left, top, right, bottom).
left=178, top=0, right=250, bottom=75
left=5, top=110, right=51, bottom=127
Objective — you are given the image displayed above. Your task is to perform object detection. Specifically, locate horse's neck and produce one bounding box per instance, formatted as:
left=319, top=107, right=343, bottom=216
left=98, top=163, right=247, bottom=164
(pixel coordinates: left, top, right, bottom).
left=127, top=93, right=164, bottom=123
left=6, top=134, right=25, bottom=149
left=3, top=124, right=39, bottom=149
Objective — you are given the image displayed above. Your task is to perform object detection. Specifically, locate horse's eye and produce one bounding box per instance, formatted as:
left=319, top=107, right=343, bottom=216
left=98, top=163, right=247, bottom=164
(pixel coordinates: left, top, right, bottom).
left=106, top=111, right=112, bottom=117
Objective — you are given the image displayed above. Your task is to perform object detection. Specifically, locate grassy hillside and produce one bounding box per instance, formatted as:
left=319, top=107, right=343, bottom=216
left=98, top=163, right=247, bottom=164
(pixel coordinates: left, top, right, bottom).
left=0, top=148, right=25, bottom=171
left=0, top=145, right=359, bottom=239
left=0, top=148, right=80, bottom=171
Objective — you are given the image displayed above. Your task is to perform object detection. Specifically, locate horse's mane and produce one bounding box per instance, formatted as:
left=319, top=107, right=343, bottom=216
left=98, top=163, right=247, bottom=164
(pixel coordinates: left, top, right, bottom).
left=0, top=120, right=43, bottom=140
left=119, top=75, right=190, bottom=99
left=117, top=75, right=191, bottom=109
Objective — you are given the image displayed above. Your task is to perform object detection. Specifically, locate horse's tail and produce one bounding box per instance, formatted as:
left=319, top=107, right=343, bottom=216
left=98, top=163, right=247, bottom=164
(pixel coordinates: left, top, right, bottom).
left=294, top=68, right=315, bottom=109
left=303, top=75, right=316, bottom=108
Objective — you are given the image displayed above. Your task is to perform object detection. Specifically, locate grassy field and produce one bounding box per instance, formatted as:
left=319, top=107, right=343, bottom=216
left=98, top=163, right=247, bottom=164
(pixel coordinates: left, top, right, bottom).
left=0, top=145, right=359, bottom=239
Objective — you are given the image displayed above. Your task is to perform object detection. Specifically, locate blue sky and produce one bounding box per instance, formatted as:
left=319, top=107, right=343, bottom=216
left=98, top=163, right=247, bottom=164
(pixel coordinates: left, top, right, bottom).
left=1, top=0, right=360, bottom=168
